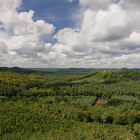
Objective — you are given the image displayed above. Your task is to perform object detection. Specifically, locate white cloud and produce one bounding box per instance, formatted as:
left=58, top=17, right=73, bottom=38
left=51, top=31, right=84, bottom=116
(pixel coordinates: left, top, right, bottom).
left=0, top=0, right=140, bottom=68
left=80, top=0, right=112, bottom=9
left=49, top=0, right=140, bottom=68
left=80, top=5, right=129, bottom=42
left=121, top=0, right=140, bottom=11
left=0, top=0, right=55, bottom=67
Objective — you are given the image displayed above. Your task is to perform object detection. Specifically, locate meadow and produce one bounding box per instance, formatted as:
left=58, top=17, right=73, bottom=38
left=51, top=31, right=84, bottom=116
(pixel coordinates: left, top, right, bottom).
left=0, top=68, right=140, bottom=140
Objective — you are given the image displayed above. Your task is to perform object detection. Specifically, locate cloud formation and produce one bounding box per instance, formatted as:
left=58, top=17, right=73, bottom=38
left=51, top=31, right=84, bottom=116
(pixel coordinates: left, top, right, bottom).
left=0, top=0, right=55, bottom=67
left=0, top=0, right=140, bottom=68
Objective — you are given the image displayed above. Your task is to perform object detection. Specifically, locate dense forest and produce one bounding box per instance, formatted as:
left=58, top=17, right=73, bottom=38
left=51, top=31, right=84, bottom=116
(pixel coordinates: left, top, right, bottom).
left=0, top=67, right=140, bottom=140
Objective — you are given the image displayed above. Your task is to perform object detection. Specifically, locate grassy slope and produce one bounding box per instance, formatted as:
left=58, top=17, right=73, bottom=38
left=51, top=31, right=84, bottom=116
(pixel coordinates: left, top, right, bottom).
left=0, top=69, right=140, bottom=140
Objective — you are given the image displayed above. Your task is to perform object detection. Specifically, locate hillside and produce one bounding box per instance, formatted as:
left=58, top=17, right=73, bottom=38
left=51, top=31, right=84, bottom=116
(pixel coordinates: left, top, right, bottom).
left=0, top=69, right=140, bottom=140
left=0, top=67, right=34, bottom=73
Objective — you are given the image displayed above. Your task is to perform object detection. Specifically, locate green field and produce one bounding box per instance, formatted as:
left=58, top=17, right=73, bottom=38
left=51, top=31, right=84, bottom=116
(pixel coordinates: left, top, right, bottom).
left=0, top=68, right=140, bottom=140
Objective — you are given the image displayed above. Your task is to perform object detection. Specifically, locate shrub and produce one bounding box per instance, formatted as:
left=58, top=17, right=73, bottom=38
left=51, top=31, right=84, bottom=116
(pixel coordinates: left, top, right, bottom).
left=101, top=113, right=114, bottom=124
left=77, top=112, right=94, bottom=122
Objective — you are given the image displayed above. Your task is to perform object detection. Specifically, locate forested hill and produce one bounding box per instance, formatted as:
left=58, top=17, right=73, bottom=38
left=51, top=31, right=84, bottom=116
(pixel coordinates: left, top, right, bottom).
left=1, top=67, right=139, bottom=74
left=0, top=68, right=140, bottom=139
left=0, top=67, right=34, bottom=73
left=29, top=68, right=125, bottom=73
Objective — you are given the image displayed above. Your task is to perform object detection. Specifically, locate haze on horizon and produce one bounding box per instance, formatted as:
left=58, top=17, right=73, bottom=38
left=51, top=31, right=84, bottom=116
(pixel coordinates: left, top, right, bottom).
left=0, top=0, right=140, bottom=68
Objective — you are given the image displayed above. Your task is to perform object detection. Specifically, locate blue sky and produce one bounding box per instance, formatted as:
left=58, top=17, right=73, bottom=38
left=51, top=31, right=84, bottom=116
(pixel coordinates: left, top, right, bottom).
left=0, top=0, right=140, bottom=68
left=20, top=0, right=79, bottom=30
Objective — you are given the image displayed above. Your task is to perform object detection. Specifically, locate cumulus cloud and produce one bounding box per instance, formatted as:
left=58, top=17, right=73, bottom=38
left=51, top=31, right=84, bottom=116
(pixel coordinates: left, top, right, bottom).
left=80, top=0, right=112, bottom=9
left=0, top=0, right=55, bottom=67
left=121, top=0, right=140, bottom=11
left=0, top=0, right=140, bottom=68
left=49, top=0, right=140, bottom=68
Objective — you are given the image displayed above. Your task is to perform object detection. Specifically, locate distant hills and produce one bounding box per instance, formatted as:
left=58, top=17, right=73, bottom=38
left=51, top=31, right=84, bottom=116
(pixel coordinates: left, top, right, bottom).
left=0, top=67, right=34, bottom=73
left=27, top=67, right=140, bottom=74
left=0, top=67, right=139, bottom=74
left=29, top=68, right=120, bottom=74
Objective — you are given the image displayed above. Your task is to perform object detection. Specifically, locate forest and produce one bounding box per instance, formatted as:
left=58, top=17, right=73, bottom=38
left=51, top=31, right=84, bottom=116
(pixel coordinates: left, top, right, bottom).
left=0, top=67, right=140, bottom=140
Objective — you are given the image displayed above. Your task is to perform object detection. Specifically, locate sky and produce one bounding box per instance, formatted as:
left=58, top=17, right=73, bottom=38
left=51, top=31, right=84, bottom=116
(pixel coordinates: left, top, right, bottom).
left=20, top=0, right=79, bottom=30
left=0, top=0, right=140, bottom=68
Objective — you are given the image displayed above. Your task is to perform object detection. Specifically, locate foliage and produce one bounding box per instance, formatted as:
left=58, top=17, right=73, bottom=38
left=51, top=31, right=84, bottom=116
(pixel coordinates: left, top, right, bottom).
left=0, top=69, right=140, bottom=139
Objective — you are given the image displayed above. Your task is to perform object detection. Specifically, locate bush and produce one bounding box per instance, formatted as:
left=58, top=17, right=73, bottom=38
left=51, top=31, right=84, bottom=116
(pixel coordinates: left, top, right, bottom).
left=108, top=99, right=122, bottom=106
left=77, top=112, right=94, bottom=122
left=114, top=115, right=128, bottom=125
left=101, top=113, right=114, bottom=124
